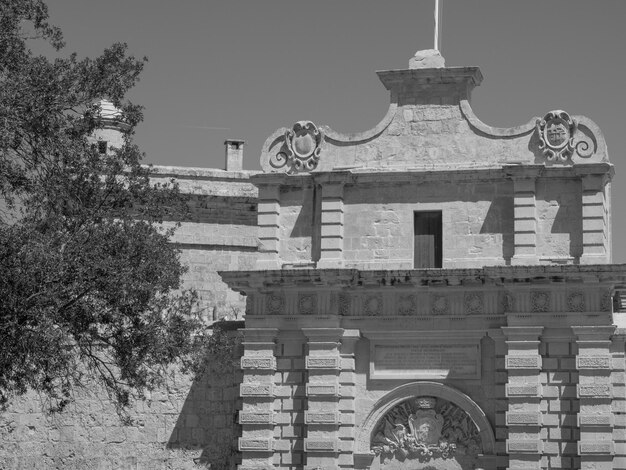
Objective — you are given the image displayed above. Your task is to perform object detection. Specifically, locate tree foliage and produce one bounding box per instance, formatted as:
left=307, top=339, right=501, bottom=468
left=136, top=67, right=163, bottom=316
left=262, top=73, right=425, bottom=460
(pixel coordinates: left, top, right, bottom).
left=0, top=0, right=201, bottom=414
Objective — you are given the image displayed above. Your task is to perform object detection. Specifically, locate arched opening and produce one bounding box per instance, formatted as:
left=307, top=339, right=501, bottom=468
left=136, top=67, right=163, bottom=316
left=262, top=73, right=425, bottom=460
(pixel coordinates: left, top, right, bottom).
left=354, top=382, right=496, bottom=469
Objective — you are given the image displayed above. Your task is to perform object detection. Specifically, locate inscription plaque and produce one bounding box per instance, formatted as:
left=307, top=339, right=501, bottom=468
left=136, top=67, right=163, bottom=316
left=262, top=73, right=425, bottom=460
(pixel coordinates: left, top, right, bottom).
left=371, top=343, right=480, bottom=379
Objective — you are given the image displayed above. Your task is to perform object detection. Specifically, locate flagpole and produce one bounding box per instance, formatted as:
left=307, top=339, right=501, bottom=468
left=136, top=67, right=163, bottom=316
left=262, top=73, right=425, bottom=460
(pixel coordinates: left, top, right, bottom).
left=434, top=0, right=441, bottom=52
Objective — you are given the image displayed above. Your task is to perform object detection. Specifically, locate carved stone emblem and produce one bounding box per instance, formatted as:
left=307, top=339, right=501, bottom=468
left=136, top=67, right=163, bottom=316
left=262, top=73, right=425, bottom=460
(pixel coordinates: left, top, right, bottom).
left=567, top=291, right=585, bottom=312
left=298, top=293, right=317, bottom=315
left=398, top=295, right=417, bottom=316
left=464, top=292, right=483, bottom=315
left=266, top=293, right=284, bottom=315
left=338, top=292, right=351, bottom=316
left=431, top=295, right=448, bottom=315
left=270, top=121, right=323, bottom=173
left=536, top=110, right=576, bottom=161
left=371, top=396, right=481, bottom=464
left=531, top=291, right=550, bottom=313
left=365, top=294, right=383, bottom=316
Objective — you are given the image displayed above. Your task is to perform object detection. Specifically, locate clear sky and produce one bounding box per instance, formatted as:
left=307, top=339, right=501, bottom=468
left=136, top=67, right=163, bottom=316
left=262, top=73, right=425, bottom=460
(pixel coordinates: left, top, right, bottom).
left=45, top=0, right=626, bottom=262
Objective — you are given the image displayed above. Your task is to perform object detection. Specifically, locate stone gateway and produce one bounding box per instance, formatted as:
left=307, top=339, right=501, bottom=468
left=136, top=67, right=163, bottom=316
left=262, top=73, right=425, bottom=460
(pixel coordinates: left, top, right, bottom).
left=3, top=50, right=626, bottom=470
left=221, top=50, right=626, bottom=470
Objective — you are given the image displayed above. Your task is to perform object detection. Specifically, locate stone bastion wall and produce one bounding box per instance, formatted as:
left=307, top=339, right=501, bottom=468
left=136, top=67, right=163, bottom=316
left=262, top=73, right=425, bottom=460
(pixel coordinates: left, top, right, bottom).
left=0, top=167, right=257, bottom=470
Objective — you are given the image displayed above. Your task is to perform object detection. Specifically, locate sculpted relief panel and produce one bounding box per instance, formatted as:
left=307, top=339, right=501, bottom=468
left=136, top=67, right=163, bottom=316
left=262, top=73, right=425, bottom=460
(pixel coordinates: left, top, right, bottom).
left=371, top=396, right=481, bottom=470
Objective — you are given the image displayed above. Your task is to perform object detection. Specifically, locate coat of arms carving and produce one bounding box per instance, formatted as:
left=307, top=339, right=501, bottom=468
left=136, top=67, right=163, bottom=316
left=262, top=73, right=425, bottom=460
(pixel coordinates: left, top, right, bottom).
left=536, top=110, right=576, bottom=162
left=371, top=396, right=481, bottom=464
left=269, top=120, right=323, bottom=173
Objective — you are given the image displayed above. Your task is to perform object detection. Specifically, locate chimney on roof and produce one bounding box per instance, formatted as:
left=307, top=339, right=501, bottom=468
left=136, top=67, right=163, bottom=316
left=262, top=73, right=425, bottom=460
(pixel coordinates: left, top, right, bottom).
left=224, top=139, right=245, bottom=171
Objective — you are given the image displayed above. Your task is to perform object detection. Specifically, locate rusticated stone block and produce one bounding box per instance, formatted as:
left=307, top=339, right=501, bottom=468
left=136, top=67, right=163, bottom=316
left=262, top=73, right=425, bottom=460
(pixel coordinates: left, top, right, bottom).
left=239, top=411, right=273, bottom=425
left=578, top=441, right=614, bottom=454
left=576, top=356, right=611, bottom=369
left=506, top=412, right=542, bottom=426
left=238, top=438, right=273, bottom=452
left=505, top=355, right=542, bottom=369
left=304, top=439, right=338, bottom=452
left=577, top=384, right=612, bottom=398
left=240, top=383, right=274, bottom=397
left=241, top=357, right=276, bottom=370
left=306, top=356, right=339, bottom=370
left=306, top=384, right=339, bottom=396
left=305, top=411, right=340, bottom=425
left=506, top=439, right=542, bottom=453
left=506, top=384, right=541, bottom=397
left=578, top=414, right=614, bottom=426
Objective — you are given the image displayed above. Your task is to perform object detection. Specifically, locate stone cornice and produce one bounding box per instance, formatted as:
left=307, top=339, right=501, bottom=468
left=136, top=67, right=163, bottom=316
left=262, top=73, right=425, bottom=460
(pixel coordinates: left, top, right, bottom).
left=251, top=163, right=614, bottom=188
left=376, top=67, right=484, bottom=90
left=220, top=264, right=626, bottom=294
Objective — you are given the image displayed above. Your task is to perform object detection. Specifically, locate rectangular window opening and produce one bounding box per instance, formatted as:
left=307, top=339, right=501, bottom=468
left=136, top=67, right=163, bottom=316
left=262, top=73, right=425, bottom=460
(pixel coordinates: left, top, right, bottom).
left=98, top=140, right=108, bottom=154
left=414, top=211, right=442, bottom=268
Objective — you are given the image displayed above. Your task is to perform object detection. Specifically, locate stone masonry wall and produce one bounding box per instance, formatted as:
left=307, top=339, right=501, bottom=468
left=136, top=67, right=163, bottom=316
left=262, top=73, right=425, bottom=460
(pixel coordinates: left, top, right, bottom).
left=0, top=167, right=257, bottom=469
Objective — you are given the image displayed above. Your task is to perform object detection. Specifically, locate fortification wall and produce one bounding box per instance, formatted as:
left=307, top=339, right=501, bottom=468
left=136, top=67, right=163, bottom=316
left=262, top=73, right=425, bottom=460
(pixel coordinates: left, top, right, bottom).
left=0, top=167, right=257, bottom=470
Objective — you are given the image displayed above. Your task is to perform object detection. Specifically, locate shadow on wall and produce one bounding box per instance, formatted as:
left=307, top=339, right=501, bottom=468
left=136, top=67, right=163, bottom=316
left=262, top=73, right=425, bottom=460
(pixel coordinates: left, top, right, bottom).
left=480, top=196, right=514, bottom=262
left=167, top=326, right=244, bottom=469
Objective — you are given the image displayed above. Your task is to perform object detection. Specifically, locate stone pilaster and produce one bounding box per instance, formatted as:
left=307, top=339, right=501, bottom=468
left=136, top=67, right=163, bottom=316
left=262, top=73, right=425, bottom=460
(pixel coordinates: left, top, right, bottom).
left=573, top=326, right=615, bottom=470
left=508, top=170, right=539, bottom=265
left=502, top=326, right=544, bottom=469
left=579, top=174, right=609, bottom=264
left=238, top=328, right=278, bottom=470
left=257, top=184, right=281, bottom=269
left=303, top=328, right=343, bottom=470
left=337, top=330, right=359, bottom=469
left=317, top=182, right=344, bottom=268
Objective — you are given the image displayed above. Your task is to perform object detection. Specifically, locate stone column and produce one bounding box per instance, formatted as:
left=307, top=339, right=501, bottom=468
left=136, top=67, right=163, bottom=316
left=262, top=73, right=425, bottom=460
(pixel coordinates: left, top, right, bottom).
left=502, top=326, right=544, bottom=469
left=303, top=328, right=344, bottom=470
left=579, top=174, right=609, bottom=264
left=238, top=328, right=278, bottom=470
left=509, top=170, right=539, bottom=265
left=573, top=326, right=615, bottom=469
left=317, top=182, right=344, bottom=269
left=257, top=184, right=281, bottom=269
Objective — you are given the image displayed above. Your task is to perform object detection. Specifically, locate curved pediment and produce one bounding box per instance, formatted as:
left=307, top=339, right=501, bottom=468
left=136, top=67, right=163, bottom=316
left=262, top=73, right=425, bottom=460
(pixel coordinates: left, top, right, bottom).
left=260, top=65, right=607, bottom=174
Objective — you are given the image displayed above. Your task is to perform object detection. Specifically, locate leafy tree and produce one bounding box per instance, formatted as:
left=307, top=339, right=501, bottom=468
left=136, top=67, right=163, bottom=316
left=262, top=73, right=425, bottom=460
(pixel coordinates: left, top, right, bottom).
left=0, top=0, right=201, bottom=414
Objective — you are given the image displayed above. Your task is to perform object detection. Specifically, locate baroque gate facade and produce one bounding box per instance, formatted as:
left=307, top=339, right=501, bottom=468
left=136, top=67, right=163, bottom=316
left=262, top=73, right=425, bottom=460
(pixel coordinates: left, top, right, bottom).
left=222, top=51, right=626, bottom=470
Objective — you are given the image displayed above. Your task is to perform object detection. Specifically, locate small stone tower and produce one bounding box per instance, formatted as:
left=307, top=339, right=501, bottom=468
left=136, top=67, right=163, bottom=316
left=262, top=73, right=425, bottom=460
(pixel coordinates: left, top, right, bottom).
left=90, top=99, right=130, bottom=154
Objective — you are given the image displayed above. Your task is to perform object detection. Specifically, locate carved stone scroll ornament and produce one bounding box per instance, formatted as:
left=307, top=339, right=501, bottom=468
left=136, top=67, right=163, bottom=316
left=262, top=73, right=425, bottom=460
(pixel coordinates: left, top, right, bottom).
left=536, top=110, right=576, bottom=161
left=371, top=396, right=481, bottom=464
left=536, top=110, right=592, bottom=162
left=269, top=121, right=323, bottom=173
